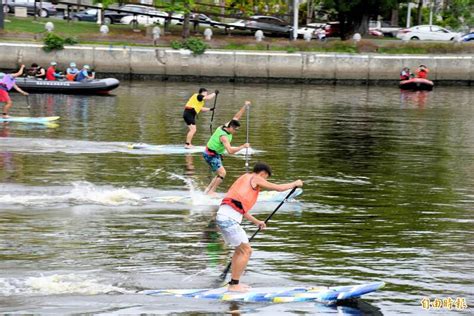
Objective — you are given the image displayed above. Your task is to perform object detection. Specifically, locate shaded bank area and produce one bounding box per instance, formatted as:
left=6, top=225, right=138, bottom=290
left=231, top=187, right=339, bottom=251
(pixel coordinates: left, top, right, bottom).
left=0, top=42, right=473, bottom=85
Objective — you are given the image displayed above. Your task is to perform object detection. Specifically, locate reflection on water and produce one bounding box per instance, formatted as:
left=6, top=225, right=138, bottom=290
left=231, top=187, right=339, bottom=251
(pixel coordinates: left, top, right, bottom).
left=0, top=82, right=473, bottom=314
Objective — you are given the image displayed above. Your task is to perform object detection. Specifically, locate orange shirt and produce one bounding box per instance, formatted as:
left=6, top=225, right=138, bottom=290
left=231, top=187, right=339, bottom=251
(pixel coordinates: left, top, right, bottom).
left=222, top=173, right=260, bottom=214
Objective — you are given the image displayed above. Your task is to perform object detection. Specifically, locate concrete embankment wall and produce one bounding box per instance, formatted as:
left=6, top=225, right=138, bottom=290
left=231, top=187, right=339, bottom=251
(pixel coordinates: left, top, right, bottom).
left=1, top=42, right=473, bottom=85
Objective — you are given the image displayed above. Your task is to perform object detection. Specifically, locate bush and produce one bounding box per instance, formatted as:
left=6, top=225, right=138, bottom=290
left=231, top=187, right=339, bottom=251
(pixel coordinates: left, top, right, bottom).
left=43, top=33, right=65, bottom=52
left=64, top=37, right=78, bottom=45
left=170, top=37, right=208, bottom=55
left=43, top=33, right=77, bottom=52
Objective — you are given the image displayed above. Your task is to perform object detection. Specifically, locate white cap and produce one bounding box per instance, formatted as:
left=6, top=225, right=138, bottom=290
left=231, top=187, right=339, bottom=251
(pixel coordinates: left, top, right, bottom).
left=50, top=61, right=57, bottom=66
left=70, top=62, right=76, bottom=67
left=84, top=65, right=90, bottom=70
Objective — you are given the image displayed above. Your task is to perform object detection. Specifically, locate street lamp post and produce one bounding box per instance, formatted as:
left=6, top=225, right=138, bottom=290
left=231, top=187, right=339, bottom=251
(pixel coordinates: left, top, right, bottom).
left=406, top=2, right=416, bottom=28
left=292, top=0, right=299, bottom=40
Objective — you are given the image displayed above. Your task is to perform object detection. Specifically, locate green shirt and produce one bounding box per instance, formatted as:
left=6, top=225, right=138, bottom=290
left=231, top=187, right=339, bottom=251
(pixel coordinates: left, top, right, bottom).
left=207, top=126, right=233, bottom=155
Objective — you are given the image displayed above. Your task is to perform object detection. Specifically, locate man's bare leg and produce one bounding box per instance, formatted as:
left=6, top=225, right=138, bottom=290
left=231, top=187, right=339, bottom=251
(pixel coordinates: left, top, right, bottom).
left=228, top=243, right=252, bottom=292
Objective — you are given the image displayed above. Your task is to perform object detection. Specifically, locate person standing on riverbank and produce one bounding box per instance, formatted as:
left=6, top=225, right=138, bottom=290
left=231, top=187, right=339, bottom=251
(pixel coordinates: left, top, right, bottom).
left=183, top=88, right=217, bottom=149
left=216, top=162, right=303, bottom=291
left=203, top=101, right=250, bottom=195
left=1, top=65, right=29, bottom=118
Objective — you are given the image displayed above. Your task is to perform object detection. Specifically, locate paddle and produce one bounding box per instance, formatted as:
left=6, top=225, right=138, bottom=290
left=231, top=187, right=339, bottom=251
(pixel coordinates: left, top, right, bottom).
left=219, top=186, right=298, bottom=281
left=245, top=103, right=250, bottom=172
left=26, top=95, right=30, bottom=109
left=209, top=90, right=219, bottom=134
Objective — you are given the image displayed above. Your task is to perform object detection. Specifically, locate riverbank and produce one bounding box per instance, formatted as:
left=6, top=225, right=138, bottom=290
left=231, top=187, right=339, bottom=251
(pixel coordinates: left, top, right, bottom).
left=1, top=41, right=473, bottom=85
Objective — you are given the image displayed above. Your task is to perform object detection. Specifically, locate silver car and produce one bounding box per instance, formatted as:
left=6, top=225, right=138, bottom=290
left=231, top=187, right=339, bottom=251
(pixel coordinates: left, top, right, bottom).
left=3, top=0, right=57, bottom=18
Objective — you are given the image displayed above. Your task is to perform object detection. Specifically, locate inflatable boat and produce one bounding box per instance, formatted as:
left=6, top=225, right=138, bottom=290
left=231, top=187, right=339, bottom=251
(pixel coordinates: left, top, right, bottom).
left=15, top=77, right=120, bottom=94
left=399, top=78, right=434, bottom=91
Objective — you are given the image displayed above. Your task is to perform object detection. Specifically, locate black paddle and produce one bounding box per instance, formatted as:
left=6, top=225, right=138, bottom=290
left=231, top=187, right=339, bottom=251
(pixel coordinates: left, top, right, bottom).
left=245, top=103, right=250, bottom=172
left=209, top=90, right=219, bottom=134
left=219, top=186, right=298, bottom=281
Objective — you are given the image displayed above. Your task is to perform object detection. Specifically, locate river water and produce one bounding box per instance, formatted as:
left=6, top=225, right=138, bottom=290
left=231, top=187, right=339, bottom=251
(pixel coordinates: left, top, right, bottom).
left=0, top=81, right=473, bottom=315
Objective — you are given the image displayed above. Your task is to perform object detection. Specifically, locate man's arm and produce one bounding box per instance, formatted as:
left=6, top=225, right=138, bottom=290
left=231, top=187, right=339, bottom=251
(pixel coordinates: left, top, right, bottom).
left=203, top=92, right=216, bottom=101
left=253, top=176, right=303, bottom=192
left=243, top=212, right=266, bottom=229
left=13, top=84, right=28, bottom=96
left=232, top=101, right=251, bottom=120
left=220, top=136, right=249, bottom=155
left=12, top=65, right=26, bottom=78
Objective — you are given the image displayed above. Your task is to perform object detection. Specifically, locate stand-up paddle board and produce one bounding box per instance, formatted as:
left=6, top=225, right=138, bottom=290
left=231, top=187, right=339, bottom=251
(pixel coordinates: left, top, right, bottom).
left=142, top=281, right=385, bottom=304
left=127, top=143, right=261, bottom=155
left=0, top=116, right=60, bottom=124
left=152, top=188, right=303, bottom=205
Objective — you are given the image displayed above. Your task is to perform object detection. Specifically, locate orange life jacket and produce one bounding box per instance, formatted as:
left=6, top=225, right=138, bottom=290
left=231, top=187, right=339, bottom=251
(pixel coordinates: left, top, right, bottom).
left=221, top=173, right=260, bottom=214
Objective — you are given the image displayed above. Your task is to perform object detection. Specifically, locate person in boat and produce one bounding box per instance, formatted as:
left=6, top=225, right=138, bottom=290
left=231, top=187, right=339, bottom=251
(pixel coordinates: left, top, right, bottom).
left=0, top=65, right=29, bottom=118
left=400, top=67, right=411, bottom=81
left=203, top=101, right=250, bottom=196
left=27, top=63, right=46, bottom=79
left=216, top=162, right=303, bottom=292
left=183, top=88, right=218, bottom=149
left=416, top=65, right=429, bottom=79
left=46, top=62, right=63, bottom=81
left=75, top=65, right=95, bottom=82
left=66, top=62, right=79, bottom=81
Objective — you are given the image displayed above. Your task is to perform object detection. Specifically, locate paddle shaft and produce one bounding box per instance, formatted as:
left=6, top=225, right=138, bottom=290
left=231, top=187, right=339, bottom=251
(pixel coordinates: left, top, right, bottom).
left=245, top=104, right=250, bottom=172
left=209, top=92, right=219, bottom=134
left=219, top=187, right=298, bottom=281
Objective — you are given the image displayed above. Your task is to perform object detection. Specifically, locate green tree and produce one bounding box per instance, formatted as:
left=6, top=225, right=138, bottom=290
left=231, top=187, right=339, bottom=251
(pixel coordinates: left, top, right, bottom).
left=439, top=0, right=474, bottom=29
left=321, top=0, right=400, bottom=39
left=155, top=0, right=195, bottom=38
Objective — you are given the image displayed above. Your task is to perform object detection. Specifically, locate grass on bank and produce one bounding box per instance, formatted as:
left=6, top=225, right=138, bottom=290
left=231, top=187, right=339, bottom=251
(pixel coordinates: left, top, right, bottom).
left=1, top=16, right=474, bottom=54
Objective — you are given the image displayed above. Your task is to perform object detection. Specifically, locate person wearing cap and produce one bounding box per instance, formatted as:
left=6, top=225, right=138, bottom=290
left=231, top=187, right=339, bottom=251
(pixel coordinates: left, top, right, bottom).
left=203, top=101, right=251, bottom=195
left=183, top=88, right=218, bottom=149
left=216, top=162, right=303, bottom=292
left=46, top=62, right=63, bottom=81
left=66, top=62, right=79, bottom=81
left=416, top=65, right=429, bottom=79
left=1, top=65, right=29, bottom=118
left=75, top=65, right=95, bottom=82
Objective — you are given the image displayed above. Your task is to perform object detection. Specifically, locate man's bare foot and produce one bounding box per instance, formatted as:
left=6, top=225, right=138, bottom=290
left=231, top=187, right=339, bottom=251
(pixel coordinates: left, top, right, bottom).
left=228, top=283, right=251, bottom=292
left=2, top=115, right=10, bottom=119
left=184, top=144, right=194, bottom=149
left=207, top=191, right=218, bottom=197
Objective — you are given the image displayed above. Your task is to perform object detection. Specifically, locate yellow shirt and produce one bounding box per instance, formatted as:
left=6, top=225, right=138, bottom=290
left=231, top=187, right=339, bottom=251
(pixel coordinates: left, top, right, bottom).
left=185, top=93, right=205, bottom=113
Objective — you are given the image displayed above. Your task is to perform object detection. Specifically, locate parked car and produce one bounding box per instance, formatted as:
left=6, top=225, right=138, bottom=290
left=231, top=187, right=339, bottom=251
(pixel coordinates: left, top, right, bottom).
left=297, top=23, right=326, bottom=39
left=396, top=25, right=460, bottom=41
left=226, top=19, right=245, bottom=30
left=180, top=13, right=224, bottom=29
left=66, top=8, right=127, bottom=25
left=460, top=32, right=474, bottom=42
left=3, top=0, right=56, bottom=18
left=244, top=15, right=292, bottom=36
left=120, top=5, right=181, bottom=26
left=369, top=20, right=401, bottom=37
left=120, top=12, right=163, bottom=26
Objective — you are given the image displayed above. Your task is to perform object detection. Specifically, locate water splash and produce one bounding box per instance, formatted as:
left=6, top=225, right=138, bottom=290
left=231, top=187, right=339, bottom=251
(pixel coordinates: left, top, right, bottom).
left=0, top=273, right=130, bottom=296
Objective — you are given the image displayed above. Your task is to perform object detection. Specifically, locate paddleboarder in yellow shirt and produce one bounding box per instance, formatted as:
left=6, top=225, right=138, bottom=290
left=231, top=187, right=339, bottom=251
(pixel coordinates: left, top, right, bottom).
left=183, top=88, right=218, bottom=149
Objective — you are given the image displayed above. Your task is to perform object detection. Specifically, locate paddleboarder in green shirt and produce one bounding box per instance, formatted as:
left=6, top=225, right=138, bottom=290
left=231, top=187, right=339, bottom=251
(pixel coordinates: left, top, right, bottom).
left=203, top=101, right=251, bottom=195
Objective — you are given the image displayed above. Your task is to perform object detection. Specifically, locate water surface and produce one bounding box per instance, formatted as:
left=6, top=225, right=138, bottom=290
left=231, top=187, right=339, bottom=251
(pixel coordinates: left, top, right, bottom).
left=1, top=82, right=473, bottom=315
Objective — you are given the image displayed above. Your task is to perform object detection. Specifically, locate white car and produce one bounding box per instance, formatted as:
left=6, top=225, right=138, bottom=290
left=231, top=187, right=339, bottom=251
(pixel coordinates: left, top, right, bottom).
left=120, top=10, right=166, bottom=26
left=396, top=25, right=460, bottom=41
left=297, top=23, right=326, bottom=39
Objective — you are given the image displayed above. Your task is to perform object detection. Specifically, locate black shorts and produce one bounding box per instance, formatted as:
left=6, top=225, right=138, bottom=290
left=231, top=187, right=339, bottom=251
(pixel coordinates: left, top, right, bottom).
left=183, top=108, right=197, bottom=125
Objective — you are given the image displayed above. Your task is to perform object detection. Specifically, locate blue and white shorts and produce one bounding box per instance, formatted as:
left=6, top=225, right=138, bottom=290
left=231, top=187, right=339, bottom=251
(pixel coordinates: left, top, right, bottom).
left=216, top=211, right=248, bottom=247
left=202, top=151, right=223, bottom=172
